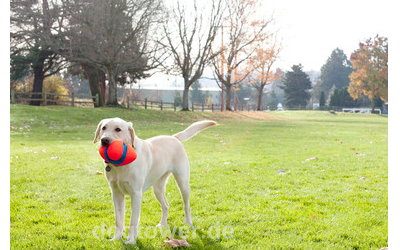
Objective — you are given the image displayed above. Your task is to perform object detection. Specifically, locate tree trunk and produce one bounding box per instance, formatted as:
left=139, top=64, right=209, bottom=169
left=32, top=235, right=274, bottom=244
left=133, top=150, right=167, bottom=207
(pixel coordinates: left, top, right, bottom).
left=371, top=97, right=376, bottom=113
left=82, top=64, right=106, bottom=107
left=106, top=68, right=118, bottom=106
left=225, top=84, right=232, bottom=111
left=99, top=74, right=106, bottom=106
left=30, top=63, right=45, bottom=106
left=256, top=86, right=264, bottom=111
left=182, top=84, right=190, bottom=111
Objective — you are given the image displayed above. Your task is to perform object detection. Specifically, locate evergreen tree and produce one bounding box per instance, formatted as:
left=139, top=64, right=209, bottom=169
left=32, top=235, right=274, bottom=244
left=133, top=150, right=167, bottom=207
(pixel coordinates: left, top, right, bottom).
left=329, top=87, right=356, bottom=107
left=190, top=81, right=205, bottom=104
left=320, top=48, right=353, bottom=94
left=281, top=64, right=312, bottom=108
left=319, top=91, right=326, bottom=108
left=174, top=91, right=182, bottom=107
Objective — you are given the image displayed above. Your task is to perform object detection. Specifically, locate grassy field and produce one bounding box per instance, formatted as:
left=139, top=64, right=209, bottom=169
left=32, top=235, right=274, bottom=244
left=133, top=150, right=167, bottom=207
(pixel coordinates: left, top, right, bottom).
left=10, top=105, right=388, bottom=249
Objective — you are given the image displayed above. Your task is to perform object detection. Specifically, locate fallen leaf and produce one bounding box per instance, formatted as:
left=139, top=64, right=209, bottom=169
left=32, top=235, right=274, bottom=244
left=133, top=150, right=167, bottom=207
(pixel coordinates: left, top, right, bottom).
left=349, top=147, right=356, bottom=151
left=278, top=170, right=290, bottom=174
left=305, top=157, right=318, bottom=161
left=355, top=153, right=366, bottom=156
left=164, top=237, right=191, bottom=248
left=96, top=171, right=103, bottom=175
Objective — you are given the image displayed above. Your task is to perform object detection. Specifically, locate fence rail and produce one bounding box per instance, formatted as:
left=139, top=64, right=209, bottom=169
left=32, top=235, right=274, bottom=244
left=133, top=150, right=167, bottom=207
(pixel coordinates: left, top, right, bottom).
left=124, top=98, right=236, bottom=112
left=11, top=91, right=383, bottom=114
left=11, top=90, right=99, bottom=107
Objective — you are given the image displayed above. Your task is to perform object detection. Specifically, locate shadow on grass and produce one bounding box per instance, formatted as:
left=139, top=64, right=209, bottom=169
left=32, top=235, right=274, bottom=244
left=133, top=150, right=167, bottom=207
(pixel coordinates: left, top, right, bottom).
left=119, top=226, right=227, bottom=249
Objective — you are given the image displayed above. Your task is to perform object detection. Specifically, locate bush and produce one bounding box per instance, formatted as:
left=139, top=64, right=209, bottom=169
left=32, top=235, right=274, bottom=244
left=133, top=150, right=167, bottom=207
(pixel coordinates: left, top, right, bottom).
left=11, top=75, right=70, bottom=104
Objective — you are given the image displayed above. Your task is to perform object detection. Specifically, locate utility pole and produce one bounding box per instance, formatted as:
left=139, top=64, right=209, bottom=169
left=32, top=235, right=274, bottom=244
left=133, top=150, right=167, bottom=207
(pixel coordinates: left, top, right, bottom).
left=220, top=25, right=225, bottom=111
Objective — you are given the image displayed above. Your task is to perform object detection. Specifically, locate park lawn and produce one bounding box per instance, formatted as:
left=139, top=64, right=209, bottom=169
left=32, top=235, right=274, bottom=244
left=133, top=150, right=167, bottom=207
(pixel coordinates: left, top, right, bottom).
left=10, top=105, right=388, bottom=249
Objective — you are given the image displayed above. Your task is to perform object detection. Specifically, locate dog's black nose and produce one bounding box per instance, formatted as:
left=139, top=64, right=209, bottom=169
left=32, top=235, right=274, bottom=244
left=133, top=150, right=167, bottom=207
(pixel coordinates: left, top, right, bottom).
left=101, top=137, right=111, bottom=146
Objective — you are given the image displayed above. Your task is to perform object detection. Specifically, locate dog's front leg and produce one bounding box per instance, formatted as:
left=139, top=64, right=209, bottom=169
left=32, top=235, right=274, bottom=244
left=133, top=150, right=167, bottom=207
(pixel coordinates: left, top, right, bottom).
left=125, top=190, right=142, bottom=244
left=110, top=185, right=125, bottom=241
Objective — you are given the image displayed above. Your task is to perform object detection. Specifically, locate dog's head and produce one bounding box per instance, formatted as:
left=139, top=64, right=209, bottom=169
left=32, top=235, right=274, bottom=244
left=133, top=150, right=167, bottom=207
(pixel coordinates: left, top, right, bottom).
left=93, top=118, right=135, bottom=147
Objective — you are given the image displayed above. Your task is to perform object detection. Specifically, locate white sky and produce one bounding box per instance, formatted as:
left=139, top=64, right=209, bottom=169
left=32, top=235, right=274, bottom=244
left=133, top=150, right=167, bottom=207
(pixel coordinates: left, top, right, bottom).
left=137, top=0, right=391, bottom=88
left=265, top=0, right=390, bottom=71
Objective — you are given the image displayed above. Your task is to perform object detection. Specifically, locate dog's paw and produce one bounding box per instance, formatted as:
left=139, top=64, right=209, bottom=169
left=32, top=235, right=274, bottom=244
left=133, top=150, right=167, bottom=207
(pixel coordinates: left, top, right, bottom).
left=109, top=235, right=123, bottom=241
left=124, top=238, right=136, bottom=244
left=156, top=222, right=168, bottom=228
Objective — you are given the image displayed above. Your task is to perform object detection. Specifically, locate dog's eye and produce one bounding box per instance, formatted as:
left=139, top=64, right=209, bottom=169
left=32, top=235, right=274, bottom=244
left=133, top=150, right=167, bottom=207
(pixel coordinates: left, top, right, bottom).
left=115, top=128, right=121, bottom=132
left=102, top=126, right=106, bottom=130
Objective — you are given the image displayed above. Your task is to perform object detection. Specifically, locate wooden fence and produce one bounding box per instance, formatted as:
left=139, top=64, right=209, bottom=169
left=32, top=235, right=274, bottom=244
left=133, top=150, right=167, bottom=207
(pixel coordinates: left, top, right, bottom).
left=14, top=91, right=374, bottom=113
left=11, top=90, right=99, bottom=107
left=123, top=98, right=265, bottom=112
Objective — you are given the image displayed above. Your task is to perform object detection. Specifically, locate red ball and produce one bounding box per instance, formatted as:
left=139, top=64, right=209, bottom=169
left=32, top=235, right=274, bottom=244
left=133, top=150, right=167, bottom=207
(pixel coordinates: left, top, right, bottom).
left=99, top=140, right=137, bottom=166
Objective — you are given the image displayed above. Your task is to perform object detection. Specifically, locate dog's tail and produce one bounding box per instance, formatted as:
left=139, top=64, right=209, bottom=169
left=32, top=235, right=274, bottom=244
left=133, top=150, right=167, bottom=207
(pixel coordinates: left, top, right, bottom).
left=173, top=120, right=218, bottom=142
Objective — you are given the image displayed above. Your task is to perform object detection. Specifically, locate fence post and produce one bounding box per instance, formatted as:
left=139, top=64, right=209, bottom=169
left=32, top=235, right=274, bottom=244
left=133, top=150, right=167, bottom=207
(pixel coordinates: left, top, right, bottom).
left=160, top=101, right=163, bottom=111
left=174, top=102, right=176, bottom=112
left=145, top=98, right=147, bottom=109
left=191, top=102, right=194, bottom=111
left=95, top=93, right=99, bottom=107
left=211, top=104, right=214, bottom=112
left=43, top=91, right=47, bottom=106
left=127, top=98, right=130, bottom=109
left=71, top=92, right=75, bottom=107
left=201, top=102, right=204, bottom=112
left=11, top=90, right=15, bottom=104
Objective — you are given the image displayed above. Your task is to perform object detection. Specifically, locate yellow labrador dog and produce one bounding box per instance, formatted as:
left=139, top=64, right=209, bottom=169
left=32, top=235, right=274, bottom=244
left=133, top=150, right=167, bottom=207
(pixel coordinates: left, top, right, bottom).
left=93, top=118, right=217, bottom=244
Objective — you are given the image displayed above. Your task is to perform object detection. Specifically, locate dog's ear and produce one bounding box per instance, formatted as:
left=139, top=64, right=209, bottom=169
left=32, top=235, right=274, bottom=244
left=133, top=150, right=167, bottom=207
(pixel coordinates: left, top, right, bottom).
left=93, top=119, right=105, bottom=144
left=128, top=122, right=135, bottom=147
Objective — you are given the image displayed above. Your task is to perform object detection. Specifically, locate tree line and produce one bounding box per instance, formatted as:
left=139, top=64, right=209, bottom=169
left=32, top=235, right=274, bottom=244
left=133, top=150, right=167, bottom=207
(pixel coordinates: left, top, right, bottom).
left=280, top=35, right=387, bottom=112
left=10, top=0, right=387, bottom=112
left=11, top=0, right=282, bottom=111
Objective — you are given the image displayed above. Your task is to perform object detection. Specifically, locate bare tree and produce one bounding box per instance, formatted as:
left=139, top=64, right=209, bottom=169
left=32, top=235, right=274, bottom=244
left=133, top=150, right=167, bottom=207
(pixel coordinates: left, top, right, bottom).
left=162, top=0, right=224, bottom=111
left=63, top=0, right=166, bottom=106
left=11, top=0, right=68, bottom=105
left=212, top=0, right=273, bottom=111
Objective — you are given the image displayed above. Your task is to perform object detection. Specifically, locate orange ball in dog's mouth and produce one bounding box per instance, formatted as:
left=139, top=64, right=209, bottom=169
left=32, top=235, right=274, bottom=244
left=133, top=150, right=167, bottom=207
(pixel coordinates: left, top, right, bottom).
left=99, top=140, right=137, bottom=166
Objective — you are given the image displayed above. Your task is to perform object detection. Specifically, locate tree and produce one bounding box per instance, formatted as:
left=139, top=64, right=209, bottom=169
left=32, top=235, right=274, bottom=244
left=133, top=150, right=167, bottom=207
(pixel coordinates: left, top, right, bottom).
left=11, top=0, right=67, bottom=105
left=212, top=0, right=272, bottom=111
left=190, top=81, right=209, bottom=104
left=319, top=91, right=326, bottom=108
left=162, top=0, right=224, bottom=111
left=281, top=64, right=312, bottom=108
left=348, top=35, right=388, bottom=112
left=329, top=87, right=356, bottom=107
left=64, top=0, right=164, bottom=106
left=320, top=48, right=353, bottom=94
left=174, top=91, right=183, bottom=107
left=248, top=41, right=281, bottom=110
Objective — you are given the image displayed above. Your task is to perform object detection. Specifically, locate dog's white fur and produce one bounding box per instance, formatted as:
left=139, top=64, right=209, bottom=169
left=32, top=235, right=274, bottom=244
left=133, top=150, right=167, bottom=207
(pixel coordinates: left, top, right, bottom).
left=93, top=118, right=217, bottom=244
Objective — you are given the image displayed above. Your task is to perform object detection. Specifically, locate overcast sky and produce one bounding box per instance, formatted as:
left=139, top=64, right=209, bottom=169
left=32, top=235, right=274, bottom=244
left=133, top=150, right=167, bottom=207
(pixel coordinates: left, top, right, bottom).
left=267, top=0, right=390, bottom=71
left=138, top=0, right=390, bottom=89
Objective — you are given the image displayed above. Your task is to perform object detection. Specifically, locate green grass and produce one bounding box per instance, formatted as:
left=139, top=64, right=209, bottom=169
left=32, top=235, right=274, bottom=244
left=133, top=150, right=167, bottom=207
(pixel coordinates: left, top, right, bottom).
left=10, top=105, right=388, bottom=249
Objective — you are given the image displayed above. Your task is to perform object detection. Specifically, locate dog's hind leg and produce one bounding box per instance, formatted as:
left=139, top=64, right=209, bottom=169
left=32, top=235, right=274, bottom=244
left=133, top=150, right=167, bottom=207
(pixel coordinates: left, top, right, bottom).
left=172, top=163, right=193, bottom=227
left=153, top=173, right=171, bottom=227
